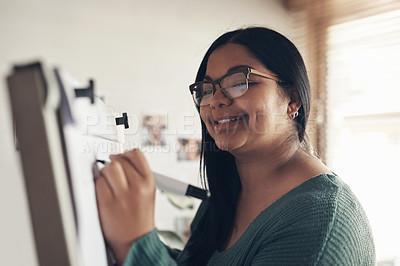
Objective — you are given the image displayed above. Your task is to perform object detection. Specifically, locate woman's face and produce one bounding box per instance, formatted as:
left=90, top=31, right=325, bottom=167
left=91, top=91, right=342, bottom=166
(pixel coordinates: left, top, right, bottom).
left=199, top=43, right=291, bottom=154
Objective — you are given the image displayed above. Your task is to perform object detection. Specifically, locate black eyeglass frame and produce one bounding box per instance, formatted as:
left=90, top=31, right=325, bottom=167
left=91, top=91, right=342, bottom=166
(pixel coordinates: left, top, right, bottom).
left=189, top=67, right=282, bottom=107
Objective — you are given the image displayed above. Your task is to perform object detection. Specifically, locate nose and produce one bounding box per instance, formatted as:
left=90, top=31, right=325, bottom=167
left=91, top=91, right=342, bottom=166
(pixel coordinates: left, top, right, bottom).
left=209, top=85, right=232, bottom=109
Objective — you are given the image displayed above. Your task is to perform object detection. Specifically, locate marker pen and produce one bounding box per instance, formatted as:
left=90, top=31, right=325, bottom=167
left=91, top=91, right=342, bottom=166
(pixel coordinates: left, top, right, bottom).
left=94, top=159, right=209, bottom=200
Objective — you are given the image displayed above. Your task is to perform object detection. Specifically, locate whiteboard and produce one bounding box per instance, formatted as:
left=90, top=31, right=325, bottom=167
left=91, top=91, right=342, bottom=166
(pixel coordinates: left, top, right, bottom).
left=7, top=61, right=126, bottom=266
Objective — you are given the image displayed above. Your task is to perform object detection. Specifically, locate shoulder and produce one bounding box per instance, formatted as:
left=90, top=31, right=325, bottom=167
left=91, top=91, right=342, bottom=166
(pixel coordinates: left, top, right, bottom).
left=277, top=173, right=365, bottom=219
left=306, top=174, right=376, bottom=264
left=263, top=174, right=351, bottom=228
left=273, top=173, right=374, bottom=242
left=256, top=174, right=376, bottom=265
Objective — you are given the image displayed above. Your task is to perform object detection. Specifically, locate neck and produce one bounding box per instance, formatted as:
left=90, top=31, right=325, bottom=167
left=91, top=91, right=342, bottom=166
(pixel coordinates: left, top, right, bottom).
left=233, top=139, right=300, bottom=196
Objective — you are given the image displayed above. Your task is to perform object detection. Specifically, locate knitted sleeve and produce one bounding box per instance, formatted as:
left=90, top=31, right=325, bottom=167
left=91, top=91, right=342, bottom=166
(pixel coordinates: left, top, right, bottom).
left=122, top=200, right=209, bottom=265
left=250, top=179, right=375, bottom=266
left=314, top=183, right=376, bottom=265
left=123, top=229, right=178, bottom=266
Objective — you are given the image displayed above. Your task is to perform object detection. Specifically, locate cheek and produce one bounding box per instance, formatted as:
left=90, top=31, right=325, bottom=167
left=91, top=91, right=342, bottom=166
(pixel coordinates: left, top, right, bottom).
left=199, top=108, right=207, bottom=124
left=199, top=108, right=213, bottom=131
left=247, top=99, right=283, bottom=132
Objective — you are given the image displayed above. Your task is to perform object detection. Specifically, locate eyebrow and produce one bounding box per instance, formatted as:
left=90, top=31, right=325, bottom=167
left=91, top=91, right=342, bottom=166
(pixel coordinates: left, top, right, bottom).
left=204, top=65, right=250, bottom=81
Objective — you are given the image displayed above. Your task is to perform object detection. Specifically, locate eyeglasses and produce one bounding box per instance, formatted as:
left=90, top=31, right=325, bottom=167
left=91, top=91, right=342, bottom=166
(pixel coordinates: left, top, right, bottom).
left=189, top=67, right=281, bottom=107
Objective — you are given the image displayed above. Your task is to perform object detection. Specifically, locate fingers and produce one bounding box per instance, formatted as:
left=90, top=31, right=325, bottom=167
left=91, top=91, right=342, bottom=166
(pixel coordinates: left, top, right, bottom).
left=94, top=149, right=156, bottom=263
left=99, top=149, right=154, bottom=196
left=95, top=176, right=114, bottom=202
left=100, top=160, right=129, bottom=196
left=120, top=149, right=152, bottom=175
left=111, top=149, right=154, bottom=184
left=111, top=156, right=143, bottom=186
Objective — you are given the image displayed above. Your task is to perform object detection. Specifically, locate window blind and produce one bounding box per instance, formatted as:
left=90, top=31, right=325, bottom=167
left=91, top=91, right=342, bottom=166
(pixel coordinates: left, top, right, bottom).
left=285, top=0, right=400, bottom=262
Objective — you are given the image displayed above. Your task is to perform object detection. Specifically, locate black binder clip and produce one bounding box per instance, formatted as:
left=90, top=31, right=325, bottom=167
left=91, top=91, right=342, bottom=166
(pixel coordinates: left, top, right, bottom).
left=115, top=112, right=129, bottom=129
left=75, top=79, right=94, bottom=104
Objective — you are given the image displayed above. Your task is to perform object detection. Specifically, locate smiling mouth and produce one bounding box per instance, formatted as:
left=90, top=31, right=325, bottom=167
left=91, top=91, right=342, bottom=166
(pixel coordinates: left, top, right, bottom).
left=213, top=115, right=248, bottom=125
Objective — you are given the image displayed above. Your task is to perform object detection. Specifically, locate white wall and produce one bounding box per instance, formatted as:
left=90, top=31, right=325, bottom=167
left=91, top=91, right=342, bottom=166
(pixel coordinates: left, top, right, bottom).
left=0, top=0, right=294, bottom=265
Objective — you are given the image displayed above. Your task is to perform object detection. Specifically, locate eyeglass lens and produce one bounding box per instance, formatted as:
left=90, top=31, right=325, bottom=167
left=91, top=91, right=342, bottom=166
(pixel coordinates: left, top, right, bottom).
left=193, top=72, right=248, bottom=106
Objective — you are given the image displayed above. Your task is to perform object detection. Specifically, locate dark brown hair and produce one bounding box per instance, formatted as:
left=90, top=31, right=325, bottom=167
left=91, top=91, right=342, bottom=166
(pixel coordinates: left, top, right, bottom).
left=184, top=26, right=312, bottom=265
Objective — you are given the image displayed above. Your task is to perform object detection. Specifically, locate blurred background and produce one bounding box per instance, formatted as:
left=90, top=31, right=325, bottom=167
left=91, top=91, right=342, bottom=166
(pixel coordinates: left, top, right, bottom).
left=0, top=0, right=399, bottom=265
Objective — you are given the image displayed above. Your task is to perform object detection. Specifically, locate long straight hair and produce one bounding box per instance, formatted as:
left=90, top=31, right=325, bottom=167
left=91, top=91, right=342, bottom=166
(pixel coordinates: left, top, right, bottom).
left=183, top=27, right=312, bottom=265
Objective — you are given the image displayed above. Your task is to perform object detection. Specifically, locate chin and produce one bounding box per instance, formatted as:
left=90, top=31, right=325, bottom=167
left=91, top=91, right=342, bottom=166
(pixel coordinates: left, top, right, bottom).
left=215, top=138, right=245, bottom=152
left=215, top=140, right=231, bottom=151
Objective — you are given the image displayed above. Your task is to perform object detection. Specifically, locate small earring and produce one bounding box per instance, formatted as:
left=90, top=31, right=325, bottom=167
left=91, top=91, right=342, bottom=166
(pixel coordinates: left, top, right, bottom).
left=289, top=110, right=299, bottom=119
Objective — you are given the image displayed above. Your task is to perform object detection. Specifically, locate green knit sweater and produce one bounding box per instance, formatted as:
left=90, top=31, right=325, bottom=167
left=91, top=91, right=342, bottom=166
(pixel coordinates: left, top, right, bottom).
left=123, top=174, right=376, bottom=265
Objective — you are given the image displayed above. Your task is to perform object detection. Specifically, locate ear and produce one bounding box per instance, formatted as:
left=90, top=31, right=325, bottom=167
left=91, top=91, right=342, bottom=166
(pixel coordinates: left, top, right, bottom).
left=287, top=88, right=302, bottom=115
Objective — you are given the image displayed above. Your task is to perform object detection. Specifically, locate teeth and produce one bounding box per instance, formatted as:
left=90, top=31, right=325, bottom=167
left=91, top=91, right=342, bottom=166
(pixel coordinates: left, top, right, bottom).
left=218, top=119, right=232, bottom=124
left=216, top=115, right=245, bottom=124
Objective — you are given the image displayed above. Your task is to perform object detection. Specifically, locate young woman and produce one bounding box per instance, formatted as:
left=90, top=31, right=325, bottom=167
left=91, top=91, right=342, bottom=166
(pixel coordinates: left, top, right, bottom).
left=95, top=27, right=376, bottom=265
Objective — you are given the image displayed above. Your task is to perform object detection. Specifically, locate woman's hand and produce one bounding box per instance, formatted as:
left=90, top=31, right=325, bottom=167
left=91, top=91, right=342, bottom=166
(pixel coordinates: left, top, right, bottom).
left=95, top=149, right=156, bottom=264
